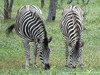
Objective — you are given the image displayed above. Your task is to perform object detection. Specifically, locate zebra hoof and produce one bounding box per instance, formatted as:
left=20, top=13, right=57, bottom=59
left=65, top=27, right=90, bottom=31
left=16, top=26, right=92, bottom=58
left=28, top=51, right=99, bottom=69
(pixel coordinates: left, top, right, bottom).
left=43, top=64, right=50, bottom=70
left=80, top=64, right=84, bottom=69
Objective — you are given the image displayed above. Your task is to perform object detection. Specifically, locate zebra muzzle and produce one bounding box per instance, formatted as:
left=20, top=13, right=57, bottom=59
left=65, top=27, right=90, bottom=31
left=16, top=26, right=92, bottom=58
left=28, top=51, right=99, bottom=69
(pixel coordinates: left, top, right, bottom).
left=43, top=63, right=50, bottom=70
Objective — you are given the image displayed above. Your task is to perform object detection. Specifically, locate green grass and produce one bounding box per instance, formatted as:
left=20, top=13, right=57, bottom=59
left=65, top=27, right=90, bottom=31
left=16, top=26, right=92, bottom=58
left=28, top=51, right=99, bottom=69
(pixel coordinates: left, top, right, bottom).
left=0, top=0, right=100, bottom=75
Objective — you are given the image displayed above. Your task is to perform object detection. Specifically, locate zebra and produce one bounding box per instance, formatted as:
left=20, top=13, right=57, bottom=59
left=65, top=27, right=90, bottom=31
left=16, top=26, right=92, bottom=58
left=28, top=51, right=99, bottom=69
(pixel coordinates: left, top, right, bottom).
left=60, top=5, right=84, bottom=69
left=6, top=5, right=52, bottom=70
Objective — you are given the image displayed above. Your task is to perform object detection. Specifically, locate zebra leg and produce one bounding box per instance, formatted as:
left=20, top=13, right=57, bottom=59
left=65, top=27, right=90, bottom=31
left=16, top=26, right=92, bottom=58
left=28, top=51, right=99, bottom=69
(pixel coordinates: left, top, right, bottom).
left=64, top=39, right=73, bottom=68
left=72, top=49, right=79, bottom=68
left=64, top=39, right=69, bottom=67
left=65, top=47, right=69, bottom=67
left=32, top=42, right=38, bottom=68
left=22, top=39, right=30, bottom=70
left=79, top=48, right=84, bottom=69
left=65, top=46, right=73, bottom=68
left=68, top=46, right=73, bottom=68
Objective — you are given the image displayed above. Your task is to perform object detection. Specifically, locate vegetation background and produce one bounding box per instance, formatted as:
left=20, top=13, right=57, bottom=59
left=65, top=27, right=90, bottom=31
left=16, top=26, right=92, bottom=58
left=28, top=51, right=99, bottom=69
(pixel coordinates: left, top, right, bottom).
left=0, top=0, right=100, bottom=75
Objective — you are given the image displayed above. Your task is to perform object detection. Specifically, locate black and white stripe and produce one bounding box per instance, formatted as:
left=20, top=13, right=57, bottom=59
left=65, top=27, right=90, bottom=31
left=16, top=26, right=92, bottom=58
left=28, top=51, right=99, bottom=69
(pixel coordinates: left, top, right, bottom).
left=60, top=5, right=84, bottom=69
left=6, top=5, right=52, bottom=70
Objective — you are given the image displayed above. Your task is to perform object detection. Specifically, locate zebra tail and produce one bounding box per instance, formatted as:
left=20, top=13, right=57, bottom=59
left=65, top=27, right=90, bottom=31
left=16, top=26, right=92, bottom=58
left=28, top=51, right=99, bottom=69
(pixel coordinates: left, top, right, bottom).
left=6, top=23, right=15, bottom=36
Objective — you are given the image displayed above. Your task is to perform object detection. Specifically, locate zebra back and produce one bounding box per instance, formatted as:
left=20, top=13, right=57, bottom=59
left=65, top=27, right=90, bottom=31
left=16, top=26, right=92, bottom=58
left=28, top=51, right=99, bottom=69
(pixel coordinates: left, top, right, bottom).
left=17, top=5, right=42, bottom=18
left=60, top=5, right=84, bottom=49
left=62, top=5, right=84, bottom=26
left=15, top=5, right=47, bottom=42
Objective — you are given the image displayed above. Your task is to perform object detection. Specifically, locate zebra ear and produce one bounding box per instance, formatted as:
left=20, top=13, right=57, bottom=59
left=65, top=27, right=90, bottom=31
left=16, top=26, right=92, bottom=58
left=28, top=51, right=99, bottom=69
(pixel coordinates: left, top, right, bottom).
left=80, top=40, right=84, bottom=47
left=48, top=37, right=52, bottom=43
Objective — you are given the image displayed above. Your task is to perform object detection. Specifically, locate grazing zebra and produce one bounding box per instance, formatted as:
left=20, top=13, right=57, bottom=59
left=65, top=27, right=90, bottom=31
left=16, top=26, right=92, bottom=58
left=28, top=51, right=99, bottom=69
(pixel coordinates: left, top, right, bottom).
left=60, top=5, right=84, bottom=69
left=6, top=5, right=52, bottom=70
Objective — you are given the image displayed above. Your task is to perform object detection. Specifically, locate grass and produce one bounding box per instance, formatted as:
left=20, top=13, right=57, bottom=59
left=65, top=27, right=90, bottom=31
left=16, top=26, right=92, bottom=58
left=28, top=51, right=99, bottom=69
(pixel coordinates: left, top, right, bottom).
left=0, top=0, right=100, bottom=75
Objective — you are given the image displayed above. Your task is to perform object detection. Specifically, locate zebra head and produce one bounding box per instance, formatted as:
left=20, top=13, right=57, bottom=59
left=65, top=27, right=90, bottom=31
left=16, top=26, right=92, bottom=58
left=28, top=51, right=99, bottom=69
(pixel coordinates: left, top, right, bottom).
left=38, top=37, right=52, bottom=70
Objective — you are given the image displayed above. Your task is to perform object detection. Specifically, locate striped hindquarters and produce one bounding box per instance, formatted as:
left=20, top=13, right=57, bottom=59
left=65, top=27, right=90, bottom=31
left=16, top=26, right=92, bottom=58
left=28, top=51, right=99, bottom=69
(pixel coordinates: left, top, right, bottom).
left=15, top=5, right=46, bottom=41
left=60, top=5, right=84, bottom=46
